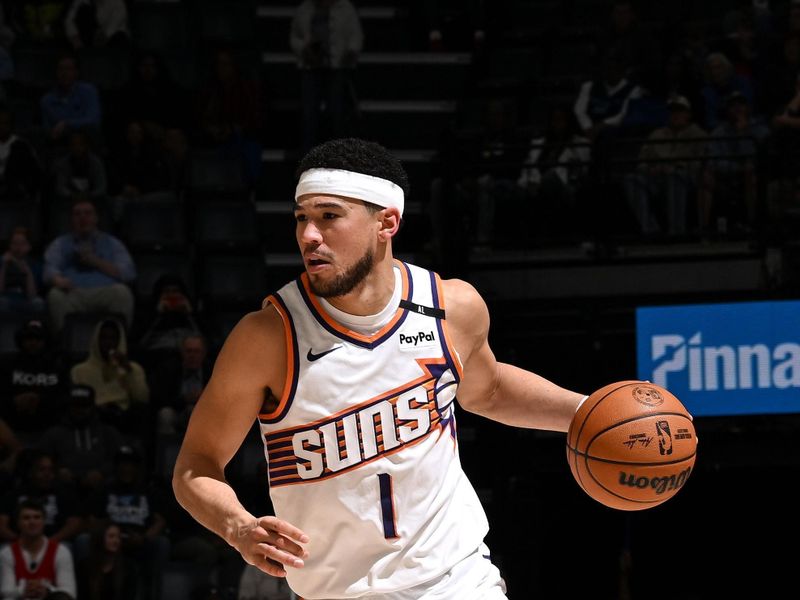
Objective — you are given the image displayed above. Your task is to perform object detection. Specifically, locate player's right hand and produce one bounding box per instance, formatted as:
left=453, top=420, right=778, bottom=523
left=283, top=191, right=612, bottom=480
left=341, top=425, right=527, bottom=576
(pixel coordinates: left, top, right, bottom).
left=233, top=516, right=310, bottom=577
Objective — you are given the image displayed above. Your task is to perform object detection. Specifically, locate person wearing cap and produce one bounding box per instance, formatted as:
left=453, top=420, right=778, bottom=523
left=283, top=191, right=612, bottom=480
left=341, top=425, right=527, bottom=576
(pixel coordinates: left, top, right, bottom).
left=173, top=138, right=586, bottom=600
left=89, top=445, right=167, bottom=600
left=38, top=384, right=124, bottom=492
left=2, top=320, right=65, bottom=436
left=623, top=95, right=707, bottom=235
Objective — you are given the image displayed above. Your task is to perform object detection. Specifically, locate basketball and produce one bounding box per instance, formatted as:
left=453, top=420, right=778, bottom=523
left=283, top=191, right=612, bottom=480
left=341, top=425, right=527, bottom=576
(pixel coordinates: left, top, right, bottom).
left=566, top=380, right=697, bottom=511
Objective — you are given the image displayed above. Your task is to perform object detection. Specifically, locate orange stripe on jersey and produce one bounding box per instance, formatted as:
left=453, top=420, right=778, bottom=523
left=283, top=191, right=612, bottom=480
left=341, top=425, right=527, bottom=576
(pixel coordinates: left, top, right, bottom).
left=265, top=372, right=437, bottom=440
left=259, top=295, right=296, bottom=421
left=299, top=259, right=410, bottom=344
left=434, top=274, right=464, bottom=380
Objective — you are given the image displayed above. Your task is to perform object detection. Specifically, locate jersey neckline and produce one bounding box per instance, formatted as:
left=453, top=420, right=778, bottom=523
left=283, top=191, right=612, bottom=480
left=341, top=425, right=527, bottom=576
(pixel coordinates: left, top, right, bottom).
left=296, top=259, right=413, bottom=349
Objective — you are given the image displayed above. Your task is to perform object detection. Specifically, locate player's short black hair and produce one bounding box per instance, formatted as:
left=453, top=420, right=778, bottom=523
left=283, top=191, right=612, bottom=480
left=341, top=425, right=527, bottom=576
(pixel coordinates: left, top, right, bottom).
left=296, top=138, right=410, bottom=198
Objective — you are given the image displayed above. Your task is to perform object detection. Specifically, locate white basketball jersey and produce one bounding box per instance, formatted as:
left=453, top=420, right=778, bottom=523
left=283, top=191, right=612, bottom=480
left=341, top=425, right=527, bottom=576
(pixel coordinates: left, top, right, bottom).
left=259, top=260, right=489, bottom=599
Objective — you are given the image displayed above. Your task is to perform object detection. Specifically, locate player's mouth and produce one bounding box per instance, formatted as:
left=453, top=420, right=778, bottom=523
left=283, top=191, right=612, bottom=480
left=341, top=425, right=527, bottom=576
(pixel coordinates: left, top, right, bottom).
left=305, top=255, right=332, bottom=273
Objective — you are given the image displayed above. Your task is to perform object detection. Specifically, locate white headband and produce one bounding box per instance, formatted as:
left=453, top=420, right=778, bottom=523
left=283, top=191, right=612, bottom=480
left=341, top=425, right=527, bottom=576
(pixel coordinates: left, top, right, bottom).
left=295, top=168, right=405, bottom=217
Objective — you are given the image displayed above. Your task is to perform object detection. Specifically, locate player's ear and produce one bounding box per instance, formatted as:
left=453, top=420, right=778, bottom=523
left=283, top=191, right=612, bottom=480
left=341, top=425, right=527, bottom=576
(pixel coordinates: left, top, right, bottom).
left=377, top=207, right=401, bottom=241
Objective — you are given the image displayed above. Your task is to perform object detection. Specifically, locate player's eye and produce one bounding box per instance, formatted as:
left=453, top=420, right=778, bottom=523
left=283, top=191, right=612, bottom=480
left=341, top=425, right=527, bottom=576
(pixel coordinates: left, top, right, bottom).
left=323, top=212, right=338, bottom=219
left=295, top=214, right=307, bottom=222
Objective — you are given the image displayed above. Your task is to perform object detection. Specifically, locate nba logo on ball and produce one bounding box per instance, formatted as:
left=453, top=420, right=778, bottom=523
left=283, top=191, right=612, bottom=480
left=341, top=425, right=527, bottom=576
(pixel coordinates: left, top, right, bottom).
left=566, top=381, right=697, bottom=511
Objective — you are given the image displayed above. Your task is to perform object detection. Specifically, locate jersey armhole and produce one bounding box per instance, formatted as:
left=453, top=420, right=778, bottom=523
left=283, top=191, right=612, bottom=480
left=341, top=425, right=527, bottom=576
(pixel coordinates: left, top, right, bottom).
left=432, top=273, right=465, bottom=381
left=259, top=294, right=298, bottom=423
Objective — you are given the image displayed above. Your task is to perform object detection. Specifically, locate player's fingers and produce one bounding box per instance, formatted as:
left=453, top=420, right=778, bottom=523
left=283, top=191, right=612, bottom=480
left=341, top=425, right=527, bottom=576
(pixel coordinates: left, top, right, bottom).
left=250, top=554, right=287, bottom=578
left=258, top=515, right=310, bottom=544
left=272, top=534, right=309, bottom=558
left=249, top=527, right=308, bottom=558
left=255, top=541, right=306, bottom=569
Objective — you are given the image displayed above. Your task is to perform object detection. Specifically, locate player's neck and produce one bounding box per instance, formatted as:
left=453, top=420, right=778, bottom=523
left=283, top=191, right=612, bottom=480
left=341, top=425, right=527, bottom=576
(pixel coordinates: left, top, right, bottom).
left=325, top=257, right=396, bottom=316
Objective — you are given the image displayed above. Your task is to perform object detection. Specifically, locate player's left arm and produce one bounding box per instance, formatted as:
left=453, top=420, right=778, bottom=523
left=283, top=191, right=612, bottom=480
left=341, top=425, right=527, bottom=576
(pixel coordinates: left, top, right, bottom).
left=443, top=278, right=584, bottom=432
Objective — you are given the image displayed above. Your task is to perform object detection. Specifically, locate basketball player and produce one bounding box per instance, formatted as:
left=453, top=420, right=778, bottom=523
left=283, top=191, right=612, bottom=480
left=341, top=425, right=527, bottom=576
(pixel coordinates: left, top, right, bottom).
left=173, top=138, right=585, bottom=599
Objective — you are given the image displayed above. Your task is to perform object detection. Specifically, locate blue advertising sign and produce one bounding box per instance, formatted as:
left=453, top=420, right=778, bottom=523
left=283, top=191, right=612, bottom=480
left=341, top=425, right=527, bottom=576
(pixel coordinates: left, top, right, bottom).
left=636, top=301, right=800, bottom=416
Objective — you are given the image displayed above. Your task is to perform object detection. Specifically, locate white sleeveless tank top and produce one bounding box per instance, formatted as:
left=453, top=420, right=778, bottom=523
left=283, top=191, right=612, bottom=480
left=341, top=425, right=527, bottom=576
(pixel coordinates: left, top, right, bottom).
left=259, top=260, right=489, bottom=599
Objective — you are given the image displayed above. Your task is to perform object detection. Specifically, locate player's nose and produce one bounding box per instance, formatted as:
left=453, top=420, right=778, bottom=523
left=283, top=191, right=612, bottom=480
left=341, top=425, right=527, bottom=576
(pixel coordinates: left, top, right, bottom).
left=299, top=220, right=323, bottom=245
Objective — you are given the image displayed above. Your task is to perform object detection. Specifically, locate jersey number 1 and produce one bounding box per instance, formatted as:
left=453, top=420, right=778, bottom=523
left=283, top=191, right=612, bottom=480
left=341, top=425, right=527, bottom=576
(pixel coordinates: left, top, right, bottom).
left=377, top=473, right=398, bottom=539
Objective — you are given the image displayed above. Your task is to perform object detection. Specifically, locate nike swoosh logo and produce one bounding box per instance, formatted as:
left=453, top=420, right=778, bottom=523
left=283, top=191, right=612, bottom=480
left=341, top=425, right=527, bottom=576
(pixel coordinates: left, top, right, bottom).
left=307, top=345, right=343, bottom=361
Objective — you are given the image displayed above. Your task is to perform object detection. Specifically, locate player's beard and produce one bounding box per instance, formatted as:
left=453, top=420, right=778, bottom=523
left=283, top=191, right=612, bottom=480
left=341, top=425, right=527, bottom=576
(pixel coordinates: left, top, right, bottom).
left=309, top=246, right=375, bottom=298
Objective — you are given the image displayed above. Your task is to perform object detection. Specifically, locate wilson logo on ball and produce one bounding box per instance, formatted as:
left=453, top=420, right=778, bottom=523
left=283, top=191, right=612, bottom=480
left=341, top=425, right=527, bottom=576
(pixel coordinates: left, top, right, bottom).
left=618, top=466, right=692, bottom=495
left=632, top=385, right=664, bottom=406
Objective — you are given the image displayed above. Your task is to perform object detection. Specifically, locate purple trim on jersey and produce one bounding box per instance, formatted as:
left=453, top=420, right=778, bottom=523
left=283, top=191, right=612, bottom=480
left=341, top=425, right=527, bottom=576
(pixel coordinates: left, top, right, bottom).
left=429, top=271, right=460, bottom=384
left=259, top=292, right=300, bottom=425
left=294, top=262, right=414, bottom=349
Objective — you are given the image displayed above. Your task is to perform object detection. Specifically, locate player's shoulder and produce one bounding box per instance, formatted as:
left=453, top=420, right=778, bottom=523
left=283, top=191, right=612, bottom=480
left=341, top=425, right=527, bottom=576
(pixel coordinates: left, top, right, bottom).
left=221, top=303, right=286, bottom=352
left=440, top=278, right=489, bottom=327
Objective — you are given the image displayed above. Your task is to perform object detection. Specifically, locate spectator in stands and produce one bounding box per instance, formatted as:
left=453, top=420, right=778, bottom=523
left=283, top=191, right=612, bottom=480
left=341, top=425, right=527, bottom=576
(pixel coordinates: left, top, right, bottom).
left=197, top=47, right=264, bottom=187
left=76, top=520, right=139, bottom=600
left=0, top=105, right=42, bottom=201
left=109, top=121, right=169, bottom=215
left=138, top=274, right=203, bottom=360
left=40, top=53, right=101, bottom=143
left=43, top=198, right=136, bottom=331
left=699, top=91, right=770, bottom=234
left=713, top=8, right=762, bottom=82
left=115, top=51, right=188, bottom=144
left=0, top=499, right=77, bottom=600
left=51, top=130, right=107, bottom=202
left=597, top=0, right=661, bottom=84
left=6, top=2, right=67, bottom=45
left=701, top=52, right=754, bottom=130
left=237, top=564, right=293, bottom=600
left=64, top=0, right=129, bottom=50
left=517, top=105, right=592, bottom=240
left=152, top=334, right=210, bottom=436
left=89, top=446, right=168, bottom=600
left=0, top=227, right=44, bottom=315
left=38, top=384, right=123, bottom=493
left=1, top=319, right=64, bottom=436
left=291, top=0, right=363, bottom=152
left=70, top=318, right=148, bottom=432
left=0, top=449, right=83, bottom=545
left=574, top=52, right=641, bottom=141
left=623, top=96, right=707, bottom=236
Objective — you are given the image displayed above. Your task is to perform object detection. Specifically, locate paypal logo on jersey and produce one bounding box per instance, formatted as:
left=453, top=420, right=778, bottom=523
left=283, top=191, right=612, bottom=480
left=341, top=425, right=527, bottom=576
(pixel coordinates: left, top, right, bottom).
left=637, top=301, right=800, bottom=416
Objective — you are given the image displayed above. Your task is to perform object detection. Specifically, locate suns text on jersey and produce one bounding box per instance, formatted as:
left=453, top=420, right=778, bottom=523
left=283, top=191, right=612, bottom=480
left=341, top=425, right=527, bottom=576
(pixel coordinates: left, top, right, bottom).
left=265, top=379, right=444, bottom=486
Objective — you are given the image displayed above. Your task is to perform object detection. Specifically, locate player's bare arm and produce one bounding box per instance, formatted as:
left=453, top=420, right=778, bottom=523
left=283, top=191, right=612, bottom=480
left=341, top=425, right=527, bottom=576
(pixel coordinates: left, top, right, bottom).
left=443, top=278, right=584, bottom=432
left=172, top=307, right=309, bottom=577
